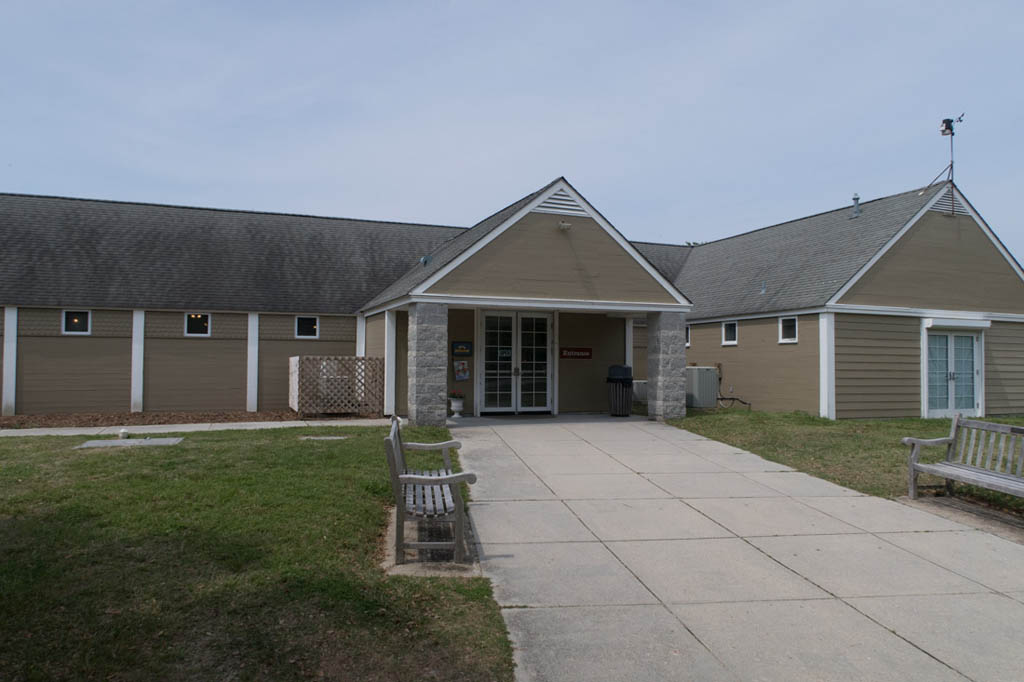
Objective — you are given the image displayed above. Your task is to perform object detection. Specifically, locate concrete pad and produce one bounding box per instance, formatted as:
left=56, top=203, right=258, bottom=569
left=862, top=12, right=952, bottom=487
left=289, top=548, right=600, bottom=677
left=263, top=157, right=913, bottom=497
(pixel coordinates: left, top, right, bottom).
left=541, top=473, right=670, bottom=499
left=690, top=452, right=796, bottom=473
left=609, top=538, right=827, bottom=604
left=492, top=425, right=580, bottom=443
left=206, top=420, right=307, bottom=430
left=0, top=426, right=108, bottom=437
left=112, top=423, right=214, bottom=434
left=593, top=439, right=693, bottom=456
left=674, top=599, right=967, bottom=682
left=512, top=440, right=609, bottom=457
left=881, top=530, right=1024, bottom=591
left=751, top=534, right=988, bottom=598
left=849, top=593, right=1024, bottom=682
left=647, top=473, right=782, bottom=498
left=744, top=472, right=861, bottom=496
left=567, top=499, right=732, bottom=541
left=687, top=498, right=864, bottom=537
left=470, top=501, right=595, bottom=543
left=800, top=496, right=970, bottom=533
left=607, top=451, right=730, bottom=473
left=676, top=440, right=749, bottom=456
left=520, top=453, right=631, bottom=476
left=505, top=605, right=737, bottom=682
left=479, top=542, right=656, bottom=606
left=460, top=455, right=554, bottom=501
left=1009, top=591, right=1024, bottom=604
left=76, top=437, right=184, bottom=449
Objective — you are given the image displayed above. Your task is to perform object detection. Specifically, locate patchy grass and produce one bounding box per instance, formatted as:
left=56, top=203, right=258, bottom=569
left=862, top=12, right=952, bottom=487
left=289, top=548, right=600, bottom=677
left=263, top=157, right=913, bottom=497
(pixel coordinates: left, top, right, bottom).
left=0, top=426, right=514, bottom=681
left=671, top=410, right=1024, bottom=515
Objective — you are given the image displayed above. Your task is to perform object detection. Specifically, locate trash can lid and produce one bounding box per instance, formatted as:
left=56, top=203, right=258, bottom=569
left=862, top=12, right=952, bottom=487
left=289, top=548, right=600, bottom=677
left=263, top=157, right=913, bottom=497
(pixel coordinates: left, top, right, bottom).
left=607, top=364, right=633, bottom=380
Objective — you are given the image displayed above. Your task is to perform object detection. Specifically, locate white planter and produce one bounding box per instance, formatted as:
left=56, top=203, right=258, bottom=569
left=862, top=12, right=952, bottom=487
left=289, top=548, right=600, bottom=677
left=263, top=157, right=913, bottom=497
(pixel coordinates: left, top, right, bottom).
left=450, top=398, right=464, bottom=418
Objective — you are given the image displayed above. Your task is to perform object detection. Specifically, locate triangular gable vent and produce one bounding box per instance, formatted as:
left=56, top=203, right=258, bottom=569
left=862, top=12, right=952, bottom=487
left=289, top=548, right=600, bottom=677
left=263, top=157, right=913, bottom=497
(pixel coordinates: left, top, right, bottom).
left=928, top=187, right=969, bottom=215
left=531, top=188, right=590, bottom=217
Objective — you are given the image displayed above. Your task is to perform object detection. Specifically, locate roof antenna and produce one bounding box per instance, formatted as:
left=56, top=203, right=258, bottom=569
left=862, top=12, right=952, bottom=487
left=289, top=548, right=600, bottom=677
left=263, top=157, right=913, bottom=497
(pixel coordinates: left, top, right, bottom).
left=939, top=114, right=964, bottom=183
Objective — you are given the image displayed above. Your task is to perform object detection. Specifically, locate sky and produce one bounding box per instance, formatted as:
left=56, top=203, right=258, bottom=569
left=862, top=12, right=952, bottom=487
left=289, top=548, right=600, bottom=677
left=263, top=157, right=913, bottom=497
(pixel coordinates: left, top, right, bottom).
left=3, top=1, right=1023, bottom=261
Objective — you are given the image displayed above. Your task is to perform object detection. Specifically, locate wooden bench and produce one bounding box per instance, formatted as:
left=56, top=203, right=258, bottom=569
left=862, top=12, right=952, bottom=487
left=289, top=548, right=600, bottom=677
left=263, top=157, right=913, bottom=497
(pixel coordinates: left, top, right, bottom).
left=904, top=413, right=1024, bottom=499
left=384, top=416, right=477, bottom=563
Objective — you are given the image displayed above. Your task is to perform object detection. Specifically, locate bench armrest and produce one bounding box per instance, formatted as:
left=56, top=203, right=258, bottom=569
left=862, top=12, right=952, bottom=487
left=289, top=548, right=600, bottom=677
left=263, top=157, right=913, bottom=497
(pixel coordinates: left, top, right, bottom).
left=901, top=437, right=953, bottom=447
left=399, top=471, right=477, bottom=486
left=403, top=440, right=462, bottom=451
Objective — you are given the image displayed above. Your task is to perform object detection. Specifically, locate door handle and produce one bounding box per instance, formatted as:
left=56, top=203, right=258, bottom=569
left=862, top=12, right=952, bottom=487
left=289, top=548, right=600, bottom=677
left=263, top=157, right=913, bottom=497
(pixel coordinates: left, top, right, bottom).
left=948, top=371, right=956, bottom=382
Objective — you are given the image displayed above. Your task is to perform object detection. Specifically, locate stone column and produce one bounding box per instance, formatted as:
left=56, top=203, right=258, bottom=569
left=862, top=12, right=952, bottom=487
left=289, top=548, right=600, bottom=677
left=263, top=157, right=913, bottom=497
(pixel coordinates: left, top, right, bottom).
left=407, top=302, right=449, bottom=426
left=647, top=311, right=687, bottom=420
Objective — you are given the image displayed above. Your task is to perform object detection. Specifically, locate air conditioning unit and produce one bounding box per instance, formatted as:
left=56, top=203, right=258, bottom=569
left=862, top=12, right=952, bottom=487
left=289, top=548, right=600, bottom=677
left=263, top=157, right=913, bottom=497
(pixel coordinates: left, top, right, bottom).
left=686, top=366, right=719, bottom=408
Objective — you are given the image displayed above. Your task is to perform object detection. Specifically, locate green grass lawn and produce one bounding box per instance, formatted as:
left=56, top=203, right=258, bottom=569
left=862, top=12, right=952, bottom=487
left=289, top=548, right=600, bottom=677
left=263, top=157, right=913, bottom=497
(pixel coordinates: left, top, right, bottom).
left=0, top=426, right=514, bottom=681
left=671, top=410, right=1024, bottom=515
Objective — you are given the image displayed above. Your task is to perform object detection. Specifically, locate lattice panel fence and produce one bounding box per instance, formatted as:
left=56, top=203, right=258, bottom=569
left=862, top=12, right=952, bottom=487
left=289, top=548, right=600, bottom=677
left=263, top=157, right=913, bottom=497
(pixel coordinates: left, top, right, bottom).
left=288, top=356, right=385, bottom=417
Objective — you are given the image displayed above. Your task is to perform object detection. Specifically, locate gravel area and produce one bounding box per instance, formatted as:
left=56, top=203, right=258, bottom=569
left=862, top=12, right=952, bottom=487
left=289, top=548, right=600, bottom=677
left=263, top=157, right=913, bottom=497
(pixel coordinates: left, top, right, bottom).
left=0, top=411, right=369, bottom=429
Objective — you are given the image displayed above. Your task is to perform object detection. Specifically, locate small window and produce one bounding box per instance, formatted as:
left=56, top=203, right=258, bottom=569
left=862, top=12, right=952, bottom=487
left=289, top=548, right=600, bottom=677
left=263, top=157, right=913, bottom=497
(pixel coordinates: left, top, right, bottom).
left=295, top=316, right=319, bottom=338
left=63, top=310, right=91, bottom=335
left=685, top=325, right=691, bottom=347
left=722, top=321, right=738, bottom=346
left=779, top=316, right=798, bottom=343
left=185, top=313, right=211, bottom=337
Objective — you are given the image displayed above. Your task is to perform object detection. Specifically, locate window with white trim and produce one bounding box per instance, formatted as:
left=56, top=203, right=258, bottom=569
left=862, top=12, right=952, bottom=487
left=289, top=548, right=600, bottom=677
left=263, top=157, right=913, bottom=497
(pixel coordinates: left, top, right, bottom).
left=722, top=321, right=738, bottom=345
left=295, top=316, right=319, bottom=338
left=63, top=310, right=91, bottom=335
left=185, top=313, right=211, bottom=337
left=685, top=325, right=691, bottom=347
left=779, top=316, right=798, bottom=344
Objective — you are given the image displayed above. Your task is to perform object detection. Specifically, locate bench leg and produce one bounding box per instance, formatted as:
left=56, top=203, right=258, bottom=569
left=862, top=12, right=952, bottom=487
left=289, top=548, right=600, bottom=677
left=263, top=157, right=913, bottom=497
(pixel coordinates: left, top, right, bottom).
left=454, top=509, right=466, bottom=563
left=394, top=507, right=405, bottom=565
left=945, top=478, right=955, bottom=497
left=909, top=467, right=919, bottom=500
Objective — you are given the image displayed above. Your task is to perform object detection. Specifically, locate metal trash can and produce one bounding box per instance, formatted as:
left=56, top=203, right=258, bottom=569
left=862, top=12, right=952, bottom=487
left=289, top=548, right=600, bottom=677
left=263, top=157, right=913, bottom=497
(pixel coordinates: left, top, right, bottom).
left=606, top=364, right=634, bottom=417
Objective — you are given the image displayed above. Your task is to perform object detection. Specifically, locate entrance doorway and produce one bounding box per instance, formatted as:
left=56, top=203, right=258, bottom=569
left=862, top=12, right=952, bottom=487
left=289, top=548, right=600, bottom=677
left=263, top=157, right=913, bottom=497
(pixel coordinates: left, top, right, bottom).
left=927, top=332, right=982, bottom=417
left=480, top=311, right=553, bottom=413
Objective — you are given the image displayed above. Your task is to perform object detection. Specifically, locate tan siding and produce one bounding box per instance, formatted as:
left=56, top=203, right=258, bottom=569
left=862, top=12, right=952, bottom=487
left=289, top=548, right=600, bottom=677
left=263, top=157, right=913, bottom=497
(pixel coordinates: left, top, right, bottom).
left=258, top=314, right=355, bottom=341
left=558, top=313, right=625, bottom=412
left=16, top=337, right=131, bottom=414
left=448, top=309, right=475, bottom=414
left=365, top=313, right=385, bottom=358
left=18, top=308, right=131, bottom=337
left=686, top=315, right=819, bottom=413
left=144, top=339, right=246, bottom=411
left=839, top=212, right=1024, bottom=314
left=427, top=212, right=677, bottom=303
left=986, top=321, right=1024, bottom=415
left=834, top=314, right=920, bottom=418
left=395, top=311, right=408, bottom=416
left=632, top=321, right=648, bottom=380
left=257, top=339, right=355, bottom=411
left=145, top=311, right=247, bottom=339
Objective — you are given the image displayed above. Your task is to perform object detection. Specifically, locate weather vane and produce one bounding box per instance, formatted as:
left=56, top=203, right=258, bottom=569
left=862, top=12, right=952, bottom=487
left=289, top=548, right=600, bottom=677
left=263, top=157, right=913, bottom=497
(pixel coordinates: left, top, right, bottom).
left=940, top=114, right=964, bottom=182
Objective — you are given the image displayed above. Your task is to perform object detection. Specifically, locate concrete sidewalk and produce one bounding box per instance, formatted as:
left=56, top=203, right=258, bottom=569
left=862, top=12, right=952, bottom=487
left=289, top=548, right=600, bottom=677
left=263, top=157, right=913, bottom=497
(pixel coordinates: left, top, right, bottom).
left=0, top=418, right=390, bottom=438
left=454, top=415, right=1024, bottom=682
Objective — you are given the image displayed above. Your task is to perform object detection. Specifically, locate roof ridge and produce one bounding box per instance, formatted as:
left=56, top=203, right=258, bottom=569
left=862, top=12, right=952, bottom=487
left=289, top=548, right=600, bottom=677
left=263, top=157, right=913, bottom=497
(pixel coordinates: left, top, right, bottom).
left=631, top=239, right=695, bottom=248
left=0, top=191, right=467, bottom=230
left=689, top=181, right=949, bottom=250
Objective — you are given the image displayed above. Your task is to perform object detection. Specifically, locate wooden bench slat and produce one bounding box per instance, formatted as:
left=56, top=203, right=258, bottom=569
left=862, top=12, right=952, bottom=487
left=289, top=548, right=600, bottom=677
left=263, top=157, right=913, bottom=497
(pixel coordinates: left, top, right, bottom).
left=955, top=427, right=968, bottom=464
left=915, top=462, right=1024, bottom=497
left=1017, top=436, right=1024, bottom=478
left=966, top=429, right=978, bottom=467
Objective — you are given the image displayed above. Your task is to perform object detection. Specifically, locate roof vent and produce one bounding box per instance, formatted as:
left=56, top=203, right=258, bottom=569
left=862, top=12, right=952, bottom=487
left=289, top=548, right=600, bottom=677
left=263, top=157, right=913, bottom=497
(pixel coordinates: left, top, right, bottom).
left=533, top=188, right=590, bottom=217
left=851, top=193, right=861, bottom=218
left=419, top=255, right=432, bottom=267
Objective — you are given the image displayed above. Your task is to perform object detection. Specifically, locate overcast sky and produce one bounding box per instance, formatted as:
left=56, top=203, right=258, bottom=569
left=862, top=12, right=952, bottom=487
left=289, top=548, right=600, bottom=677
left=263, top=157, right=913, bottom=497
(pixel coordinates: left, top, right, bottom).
left=3, top=1, right=1022, bottom=261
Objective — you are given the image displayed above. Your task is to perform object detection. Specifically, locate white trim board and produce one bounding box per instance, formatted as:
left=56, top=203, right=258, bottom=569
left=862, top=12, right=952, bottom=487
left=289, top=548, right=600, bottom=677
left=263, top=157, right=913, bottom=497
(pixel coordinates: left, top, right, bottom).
left=818, top=312, right=835, bottom=419
left=356, top=315, right=366, bottom=357
left=408, top=179, right=691, bottom=307
left=246, top=313, right=259, bottom=412
left=361, top=293, right=690, bottom=318
left=130, top=310, right=145, bottom=413
left=2, top=307, right=17, bottom=416
left=826, top=303, right=1024, bottom=323
left=384, top=310, right=396, bottom=415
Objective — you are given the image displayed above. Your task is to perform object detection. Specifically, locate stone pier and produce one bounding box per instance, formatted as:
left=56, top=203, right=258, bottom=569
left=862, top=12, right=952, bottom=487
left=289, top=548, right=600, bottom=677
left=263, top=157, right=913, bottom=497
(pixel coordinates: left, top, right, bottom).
left=407, top=302, right=449, bottom=426
left=647, top=311, right=687, bottom=420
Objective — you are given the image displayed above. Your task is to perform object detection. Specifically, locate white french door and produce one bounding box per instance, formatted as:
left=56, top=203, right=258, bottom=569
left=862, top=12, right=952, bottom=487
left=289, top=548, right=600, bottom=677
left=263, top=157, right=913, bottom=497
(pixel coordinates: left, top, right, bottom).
left=480, top=311, right=552, bottom=413
left=927, top=332, right=982, bottom=418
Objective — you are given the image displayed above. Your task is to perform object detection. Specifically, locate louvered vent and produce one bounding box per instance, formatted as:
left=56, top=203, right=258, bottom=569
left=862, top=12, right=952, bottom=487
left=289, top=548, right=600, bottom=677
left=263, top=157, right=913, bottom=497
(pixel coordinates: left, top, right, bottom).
left=929, top=187, right=969, bottom=215
left=532, top=188, right=590, bottom=217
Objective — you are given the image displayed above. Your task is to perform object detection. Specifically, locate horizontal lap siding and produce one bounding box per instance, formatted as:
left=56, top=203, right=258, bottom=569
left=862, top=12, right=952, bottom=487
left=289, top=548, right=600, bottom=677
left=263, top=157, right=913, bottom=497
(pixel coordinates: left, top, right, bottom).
left=835, top=314, right=920, bottom=418
left=632, top=322, right=648, bottom=380
left=986, top=322, right=1024, bottom=415
left=15, top=309, right=132, bottom=414
left=365, top=314, right=385, bottom=358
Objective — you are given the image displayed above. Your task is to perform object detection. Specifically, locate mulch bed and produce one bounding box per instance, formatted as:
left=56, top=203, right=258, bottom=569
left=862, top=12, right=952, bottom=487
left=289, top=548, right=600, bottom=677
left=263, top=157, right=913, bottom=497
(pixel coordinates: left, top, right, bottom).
left=0, top=411, right=368, bottom=429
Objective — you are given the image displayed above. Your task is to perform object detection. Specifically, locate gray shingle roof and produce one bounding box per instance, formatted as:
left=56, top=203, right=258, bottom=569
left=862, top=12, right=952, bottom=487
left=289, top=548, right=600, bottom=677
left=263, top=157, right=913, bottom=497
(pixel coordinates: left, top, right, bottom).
left=675, top=182, right=949, bottom=320
left=360, top=178, right=561, bottom=310
left=0, top=194, right=463, bottom=314
left=632, top=241, right=693, bottom=282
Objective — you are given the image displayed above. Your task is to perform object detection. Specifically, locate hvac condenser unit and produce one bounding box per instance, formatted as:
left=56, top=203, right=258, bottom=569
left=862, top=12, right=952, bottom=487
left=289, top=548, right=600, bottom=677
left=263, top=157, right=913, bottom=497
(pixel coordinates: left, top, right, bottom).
left=686, top=366, right=719, bottom=408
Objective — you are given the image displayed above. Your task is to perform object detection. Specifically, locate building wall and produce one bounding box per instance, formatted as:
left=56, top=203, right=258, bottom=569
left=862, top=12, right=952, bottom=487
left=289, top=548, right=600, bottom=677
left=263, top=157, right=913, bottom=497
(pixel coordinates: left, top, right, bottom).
left=839, top=212, right=1024, bottom=314
left=834, top=314, right=920, bottom=418
left=447, top=308, right=475, bottom=415
left=558, top=312, right=625, bottom=412
left=632, top=321, right=648, bottom=380
left=427, top=212, right=677, bottom=303
left=685, top=315, right=819, bottom=413
left=365, top=313, right=385, bottom=357
left=257, top=314, right=356, bottom=411
left=143, top=311, right=246, bottom=412
left=985, top=321, right=1024, bottom=415
left=15, top=308, right=132, bottom=414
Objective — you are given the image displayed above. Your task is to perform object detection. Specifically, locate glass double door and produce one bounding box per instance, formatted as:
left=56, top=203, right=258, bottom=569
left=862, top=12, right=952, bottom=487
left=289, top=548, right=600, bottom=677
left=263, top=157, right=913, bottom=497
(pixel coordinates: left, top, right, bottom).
left=927, top=332, right=981, bottom=417
left=482, top=312, right=552, bottom=412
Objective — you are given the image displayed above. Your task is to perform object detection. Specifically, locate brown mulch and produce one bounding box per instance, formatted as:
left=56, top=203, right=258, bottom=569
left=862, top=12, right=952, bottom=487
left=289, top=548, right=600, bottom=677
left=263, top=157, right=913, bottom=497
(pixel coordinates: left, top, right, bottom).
left=0, top=411, right=367, bottom=429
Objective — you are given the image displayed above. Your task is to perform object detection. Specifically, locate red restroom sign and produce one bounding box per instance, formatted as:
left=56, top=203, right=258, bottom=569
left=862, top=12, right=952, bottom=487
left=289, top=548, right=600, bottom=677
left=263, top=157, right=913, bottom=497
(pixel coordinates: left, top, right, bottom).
left=560, top=347, right=592, bottom=359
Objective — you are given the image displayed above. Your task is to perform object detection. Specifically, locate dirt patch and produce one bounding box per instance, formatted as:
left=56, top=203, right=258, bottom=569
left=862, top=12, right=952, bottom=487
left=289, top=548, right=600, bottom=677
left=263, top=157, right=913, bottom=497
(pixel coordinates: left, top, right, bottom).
left=0, top=410, right=365, bottom=429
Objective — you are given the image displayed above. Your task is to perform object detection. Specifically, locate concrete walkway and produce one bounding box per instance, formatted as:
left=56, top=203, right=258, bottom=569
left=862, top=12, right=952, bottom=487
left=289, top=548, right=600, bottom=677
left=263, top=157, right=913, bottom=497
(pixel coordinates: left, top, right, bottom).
left=453, top=415, right=1024, bottom=682
left=0, top=418, right=390, bottom=438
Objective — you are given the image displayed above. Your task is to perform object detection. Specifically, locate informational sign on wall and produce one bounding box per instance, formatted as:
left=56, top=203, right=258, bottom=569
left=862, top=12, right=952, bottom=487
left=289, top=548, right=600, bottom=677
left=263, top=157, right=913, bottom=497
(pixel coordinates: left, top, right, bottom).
left=560, top=347, right=592, bottom=359
left=453, top=359, right=470, bottom=382
left=452, top=341, right=473, bottom=357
